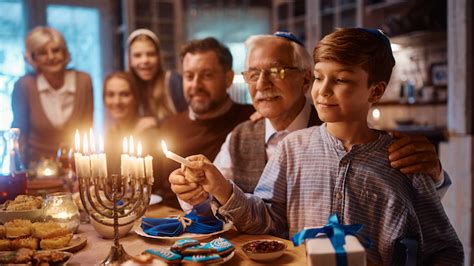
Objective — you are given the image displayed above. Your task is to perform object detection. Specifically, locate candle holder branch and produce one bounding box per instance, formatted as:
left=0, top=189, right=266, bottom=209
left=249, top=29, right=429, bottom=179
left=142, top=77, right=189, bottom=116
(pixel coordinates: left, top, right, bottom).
left=78, top=174, right=151, bottom=265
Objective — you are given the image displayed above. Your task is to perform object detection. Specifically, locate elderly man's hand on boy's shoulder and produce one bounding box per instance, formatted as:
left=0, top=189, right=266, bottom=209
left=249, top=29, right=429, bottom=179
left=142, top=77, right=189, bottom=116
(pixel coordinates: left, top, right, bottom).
left=169, top=168, right=209, bottom=206
left=388, top=131, right=442, bottom=182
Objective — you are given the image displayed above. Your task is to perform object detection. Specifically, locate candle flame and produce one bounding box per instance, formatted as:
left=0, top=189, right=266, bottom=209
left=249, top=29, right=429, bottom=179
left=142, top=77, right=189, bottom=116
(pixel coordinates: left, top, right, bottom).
left=137, top=141, right=142, bottom=157
left=372, top=108, right=381, bottom=121
left=99, top=135, right=104, bottom=153
left=75, top=129, right=80, bottom=152
left=83, top=133, right=89, bottom=154
left=123, top=138, right=128, bottom=154
left=129, top=136, right=135, bottom=156
left=89, top=128, right=96, bottom=153
left=161, top=140, right=169, bottom=155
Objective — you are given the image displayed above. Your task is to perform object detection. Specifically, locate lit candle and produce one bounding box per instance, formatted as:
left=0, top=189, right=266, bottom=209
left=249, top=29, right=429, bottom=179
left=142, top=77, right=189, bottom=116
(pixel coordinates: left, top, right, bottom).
left=129, top=136, right=137, bottom=179
left=145, top=155, right=153, bottom=185
left=89, top=129, right=99, bottom=178
left=129, top=136, right=135, bottom=156
left=137, top=141, right=145, bottom=179
left=82, top=133, right=91, bottom=178
left=74, top=130, right=82, bottom=178
left=161, top=140, right=192, bottom=167
left=98, top=135, right=107, bottom=179
left=121, top=138, right=130, bottom=178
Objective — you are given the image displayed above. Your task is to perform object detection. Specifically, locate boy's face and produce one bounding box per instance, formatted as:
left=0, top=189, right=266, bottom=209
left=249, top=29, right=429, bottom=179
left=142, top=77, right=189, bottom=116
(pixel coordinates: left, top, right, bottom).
left=311, top=60, right=383, bottom=123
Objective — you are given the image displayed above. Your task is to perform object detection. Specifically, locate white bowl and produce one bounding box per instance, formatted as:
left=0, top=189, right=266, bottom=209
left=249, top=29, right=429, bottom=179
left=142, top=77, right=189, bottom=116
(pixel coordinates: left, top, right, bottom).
left=90, top=214, right=136, bottom=239
left=241, top=239, right=287, bottom=262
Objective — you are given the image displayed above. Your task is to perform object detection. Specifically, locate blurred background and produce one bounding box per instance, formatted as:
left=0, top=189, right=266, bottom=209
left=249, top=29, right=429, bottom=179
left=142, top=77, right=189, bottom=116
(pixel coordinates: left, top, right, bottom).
left=0, top=0, right=472, bottom=263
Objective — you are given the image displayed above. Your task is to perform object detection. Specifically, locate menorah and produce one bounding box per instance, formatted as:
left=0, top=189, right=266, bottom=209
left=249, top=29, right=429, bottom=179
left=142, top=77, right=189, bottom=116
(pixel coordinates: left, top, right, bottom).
left=74, top=130, right=154, bottom=265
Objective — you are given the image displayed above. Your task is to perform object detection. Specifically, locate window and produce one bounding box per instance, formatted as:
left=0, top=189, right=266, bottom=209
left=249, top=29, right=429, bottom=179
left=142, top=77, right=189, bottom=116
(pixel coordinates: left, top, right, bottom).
left=0, top=0, right=25, bottom=130
left=47, top=5, right=104, bottom=131
left=0, top=0, right=114, bottom=134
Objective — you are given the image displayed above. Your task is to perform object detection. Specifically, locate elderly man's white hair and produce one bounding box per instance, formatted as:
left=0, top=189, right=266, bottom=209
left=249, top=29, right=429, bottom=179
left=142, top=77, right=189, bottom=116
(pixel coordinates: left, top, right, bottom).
left=244, top=34, right=313, bottom=71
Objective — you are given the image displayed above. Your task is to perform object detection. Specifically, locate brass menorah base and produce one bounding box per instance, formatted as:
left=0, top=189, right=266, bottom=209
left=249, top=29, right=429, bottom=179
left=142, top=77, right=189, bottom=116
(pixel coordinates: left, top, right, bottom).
left=78, top=174, right=152, bottom=265
left=101, top=244, right=131, bottom=265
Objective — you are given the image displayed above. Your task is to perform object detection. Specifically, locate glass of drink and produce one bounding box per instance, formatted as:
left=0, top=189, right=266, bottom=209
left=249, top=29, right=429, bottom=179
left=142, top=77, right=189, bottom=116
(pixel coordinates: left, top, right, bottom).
left=0, top=129, right=28, bottom=204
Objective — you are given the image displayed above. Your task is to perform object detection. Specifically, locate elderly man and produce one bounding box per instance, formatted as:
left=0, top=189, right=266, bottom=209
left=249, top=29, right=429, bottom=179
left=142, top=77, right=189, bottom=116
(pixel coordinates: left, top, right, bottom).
left=157, top=37, right=254, bottom=196
left=170, top=32, right=450, bottom=207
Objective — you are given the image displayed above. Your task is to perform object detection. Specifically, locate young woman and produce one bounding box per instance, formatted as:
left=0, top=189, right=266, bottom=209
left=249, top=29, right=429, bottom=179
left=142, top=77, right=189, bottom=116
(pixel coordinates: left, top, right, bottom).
left=11, top=26, right=93, bottom=165
left=102, top=71, right=158, bottom=175
left=127, top=29, right=187, bottom=122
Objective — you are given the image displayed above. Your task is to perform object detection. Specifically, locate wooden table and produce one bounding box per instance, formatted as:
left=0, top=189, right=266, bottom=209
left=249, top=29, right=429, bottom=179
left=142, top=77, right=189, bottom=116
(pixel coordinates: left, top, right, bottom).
left=69, top=203, right=307, bottom=265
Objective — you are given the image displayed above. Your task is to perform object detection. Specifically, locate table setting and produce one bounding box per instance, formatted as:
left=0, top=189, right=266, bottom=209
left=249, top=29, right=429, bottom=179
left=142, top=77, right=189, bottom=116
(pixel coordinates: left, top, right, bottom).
left=2, top=128, right=358, bottom=265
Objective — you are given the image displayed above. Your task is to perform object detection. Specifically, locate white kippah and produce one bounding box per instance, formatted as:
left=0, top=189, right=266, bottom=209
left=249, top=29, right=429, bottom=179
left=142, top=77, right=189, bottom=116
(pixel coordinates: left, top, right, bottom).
left=127, top=28, right=160, bottom=47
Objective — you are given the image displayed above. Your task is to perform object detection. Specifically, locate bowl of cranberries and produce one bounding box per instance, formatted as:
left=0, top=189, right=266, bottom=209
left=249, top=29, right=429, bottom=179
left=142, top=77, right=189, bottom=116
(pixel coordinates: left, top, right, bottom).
left=241, top=239, right=287, bottom=261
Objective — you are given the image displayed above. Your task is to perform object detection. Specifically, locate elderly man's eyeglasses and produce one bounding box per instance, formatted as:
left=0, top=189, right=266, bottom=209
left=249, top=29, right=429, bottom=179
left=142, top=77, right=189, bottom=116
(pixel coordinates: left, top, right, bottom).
left=241, top=67, right=301, bottom=84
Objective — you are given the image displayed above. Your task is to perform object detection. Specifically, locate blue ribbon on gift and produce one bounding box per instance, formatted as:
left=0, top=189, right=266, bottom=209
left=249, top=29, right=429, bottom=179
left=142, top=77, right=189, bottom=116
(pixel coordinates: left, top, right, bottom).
left=292, top=214, right=369, bottom=266
left=141, top=212, right=224, bottom=237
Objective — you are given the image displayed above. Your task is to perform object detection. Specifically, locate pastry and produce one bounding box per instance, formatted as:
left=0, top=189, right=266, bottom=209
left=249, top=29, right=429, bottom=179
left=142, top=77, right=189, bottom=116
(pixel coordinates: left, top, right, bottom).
left=0, top=224, right=6, bottom=238
left=180, top=244, right=217, bottom=256
left=170, top=238, right=200, bottom=253
left=145, top=248, right=182, bottom=264
left=32, top=221, right=70, bottom=239
left=5, top=219, right=32, bottom=238
left=181, top=254, right=223, bottom=264
left=11, top=236, right=39, bottom=250
left=204, top=237, right=235, bottom=256
left=6, top=195, right=42, bottom=211
left=0, top=238, right=11, bottom=251
left=40, top=233, right=72, bottom=250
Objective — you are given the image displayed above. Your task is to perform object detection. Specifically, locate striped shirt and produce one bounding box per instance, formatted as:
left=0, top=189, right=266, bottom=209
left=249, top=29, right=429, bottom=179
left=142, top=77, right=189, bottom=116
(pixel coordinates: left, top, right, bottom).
left=218, top=125, right=463, bottom=265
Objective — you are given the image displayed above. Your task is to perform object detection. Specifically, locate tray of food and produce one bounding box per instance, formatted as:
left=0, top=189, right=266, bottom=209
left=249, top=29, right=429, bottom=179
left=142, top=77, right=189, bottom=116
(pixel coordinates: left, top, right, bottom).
left=0, top=219, right=87, bottom=252
left=0, top=248, right=73, bottom=265
left=0, top=195, right=44, bottom=224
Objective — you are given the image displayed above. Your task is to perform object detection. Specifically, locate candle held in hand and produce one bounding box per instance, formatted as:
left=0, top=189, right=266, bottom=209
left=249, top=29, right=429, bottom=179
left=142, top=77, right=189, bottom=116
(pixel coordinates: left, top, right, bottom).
left=160, top=140, right=192, bottom=167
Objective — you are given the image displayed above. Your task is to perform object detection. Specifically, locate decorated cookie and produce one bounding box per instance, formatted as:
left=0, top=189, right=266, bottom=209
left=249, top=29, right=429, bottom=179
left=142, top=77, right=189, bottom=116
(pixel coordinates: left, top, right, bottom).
left=204, top=237, right=235, bottom=256
left=170, top=238, right=200, bottom=253
left=145, top=248, right=182, bottom=264
left=180, top=244, right=217, bottom=256
left=181, top=254, right=223, bottom=264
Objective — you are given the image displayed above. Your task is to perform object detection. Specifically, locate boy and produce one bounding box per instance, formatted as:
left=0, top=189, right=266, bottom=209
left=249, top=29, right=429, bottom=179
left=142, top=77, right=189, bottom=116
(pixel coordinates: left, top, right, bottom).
left=180, top=28, right=463, bottom=264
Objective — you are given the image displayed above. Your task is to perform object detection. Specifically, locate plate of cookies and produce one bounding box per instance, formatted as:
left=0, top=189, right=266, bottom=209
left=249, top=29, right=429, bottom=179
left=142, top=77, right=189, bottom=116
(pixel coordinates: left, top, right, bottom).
left=125, top=237, right=235, bottom=265
left=0, top=248, right=73, bottom=265
left=0, top=219, right=87, bottom=253
left=134, top=219, right=233, bottom=241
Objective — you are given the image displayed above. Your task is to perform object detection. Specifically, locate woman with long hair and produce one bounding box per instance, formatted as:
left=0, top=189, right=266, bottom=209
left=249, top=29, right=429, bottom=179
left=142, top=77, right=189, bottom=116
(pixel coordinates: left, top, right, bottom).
left=127, top=29, right=186, bottom=122
left=102, top=71, right=158, bottom=175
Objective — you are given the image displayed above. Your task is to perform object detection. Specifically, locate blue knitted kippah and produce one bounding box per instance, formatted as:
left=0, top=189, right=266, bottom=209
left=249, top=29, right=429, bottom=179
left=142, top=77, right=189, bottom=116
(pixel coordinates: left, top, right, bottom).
left=273, top=31, right=305, bottom=47
left=357, top=28, right=393, bottom=54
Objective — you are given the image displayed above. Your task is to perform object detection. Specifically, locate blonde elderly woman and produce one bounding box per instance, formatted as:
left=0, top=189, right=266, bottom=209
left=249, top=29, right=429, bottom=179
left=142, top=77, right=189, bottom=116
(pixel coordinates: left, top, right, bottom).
left=127, top=29, right=186, bottom=122
left=11, top=26, right=93, bottom=165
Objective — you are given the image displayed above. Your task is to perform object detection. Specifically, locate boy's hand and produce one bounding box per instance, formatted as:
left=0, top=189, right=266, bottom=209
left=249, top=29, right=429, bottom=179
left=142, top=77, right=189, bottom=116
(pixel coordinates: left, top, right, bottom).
left=185, top=155, right=233, bottom=205
left=169, top=168, right=209, bottom=206
left=388, top=131, right=442, bottom=182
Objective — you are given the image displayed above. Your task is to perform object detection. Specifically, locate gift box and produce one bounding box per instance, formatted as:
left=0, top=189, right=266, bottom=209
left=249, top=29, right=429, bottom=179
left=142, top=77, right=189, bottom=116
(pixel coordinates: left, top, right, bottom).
left=306, top=234, right=366, bottom=266
left=292, top=214, right=369, bottom=266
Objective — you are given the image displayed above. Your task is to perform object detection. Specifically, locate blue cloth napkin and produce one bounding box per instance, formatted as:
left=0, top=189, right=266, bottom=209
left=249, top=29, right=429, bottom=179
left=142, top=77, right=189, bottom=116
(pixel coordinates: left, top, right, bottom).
left=141, top=212, right=224, bottom=237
